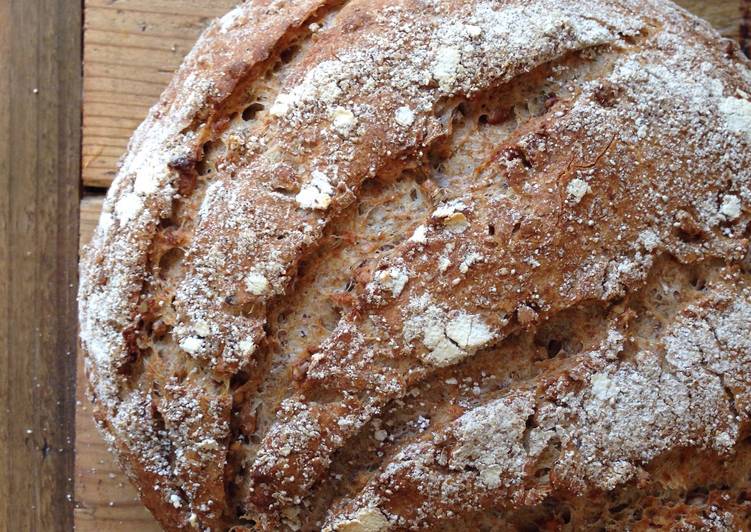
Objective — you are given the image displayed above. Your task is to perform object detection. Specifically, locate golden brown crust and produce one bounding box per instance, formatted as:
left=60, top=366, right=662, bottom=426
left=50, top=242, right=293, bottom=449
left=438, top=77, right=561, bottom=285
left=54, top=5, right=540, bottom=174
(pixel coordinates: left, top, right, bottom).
left=323, top=265, right=751, bottom=529
left=79, top=0, right=751, bottom=530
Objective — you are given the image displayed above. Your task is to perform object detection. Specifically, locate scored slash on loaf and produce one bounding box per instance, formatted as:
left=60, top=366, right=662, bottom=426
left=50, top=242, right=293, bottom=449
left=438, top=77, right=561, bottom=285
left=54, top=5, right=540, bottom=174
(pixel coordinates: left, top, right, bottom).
left=79, top=0, right=751, bottom=530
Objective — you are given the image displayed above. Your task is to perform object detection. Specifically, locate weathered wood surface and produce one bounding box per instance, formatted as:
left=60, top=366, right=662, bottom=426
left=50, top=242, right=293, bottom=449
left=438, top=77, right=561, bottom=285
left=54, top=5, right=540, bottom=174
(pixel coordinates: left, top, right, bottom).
left=0, top=1, right=82, bottom=530
left=75, top=1, right=748, bottom=530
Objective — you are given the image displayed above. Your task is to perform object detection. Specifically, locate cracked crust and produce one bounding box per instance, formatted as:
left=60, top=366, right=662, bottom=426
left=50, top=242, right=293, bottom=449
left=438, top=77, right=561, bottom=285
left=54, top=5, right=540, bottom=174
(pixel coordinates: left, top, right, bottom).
left=324, top=264, right=751, bottom=529
left=79, top=0, right=751, bottom=530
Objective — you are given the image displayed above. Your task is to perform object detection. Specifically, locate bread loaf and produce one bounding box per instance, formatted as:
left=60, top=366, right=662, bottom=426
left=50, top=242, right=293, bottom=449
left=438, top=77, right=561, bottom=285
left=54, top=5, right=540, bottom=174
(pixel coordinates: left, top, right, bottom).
left=78, top=0, right=751, bottom=529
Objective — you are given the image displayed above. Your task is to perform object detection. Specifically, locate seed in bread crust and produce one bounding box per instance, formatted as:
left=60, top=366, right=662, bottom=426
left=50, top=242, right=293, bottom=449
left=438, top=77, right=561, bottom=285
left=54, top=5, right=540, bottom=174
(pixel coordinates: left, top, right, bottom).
left=245, top=271, right=271, bottom=296
left=395, top=106, right=415, bottom=127
left=295, top=170, right=334, bottom=210
left=720, top=194, right=742, bottom=221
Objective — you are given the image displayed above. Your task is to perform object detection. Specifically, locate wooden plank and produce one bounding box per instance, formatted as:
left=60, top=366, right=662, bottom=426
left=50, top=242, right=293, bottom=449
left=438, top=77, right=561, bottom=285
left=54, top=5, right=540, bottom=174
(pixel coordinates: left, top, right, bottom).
left=75, top=197, right=162, bottom=531
left=0, top=0, right=81, bottom=530
left=82, top=0, right=237, bottom=188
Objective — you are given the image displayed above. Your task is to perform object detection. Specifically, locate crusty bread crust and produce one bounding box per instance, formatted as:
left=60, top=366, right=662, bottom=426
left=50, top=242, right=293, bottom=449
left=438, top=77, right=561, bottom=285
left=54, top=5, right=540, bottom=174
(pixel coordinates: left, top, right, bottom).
left=79, top=0, right=751, bottom=530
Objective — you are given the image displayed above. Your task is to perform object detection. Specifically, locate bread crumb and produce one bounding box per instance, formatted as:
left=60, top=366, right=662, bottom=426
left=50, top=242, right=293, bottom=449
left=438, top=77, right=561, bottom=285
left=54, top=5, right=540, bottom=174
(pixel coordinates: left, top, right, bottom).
left=590, top=373, right=617, bottom=401
left=409, top=225, right=428, bottom=243
left=198, top=437, right=219, bottom=451
left=466, top=24, right=482, bottom=38
left=432, top=200, right=466, bottom=219
left=638, top=230, right=661, bottom=251
left=459, top=252, right=483, bottom=273
left=566, top=178, right=590, bottom=204
left=423, top=336, right=464, bottom=367
left=194, top=320, right=211, bottom=337
left=719, top=194, right=742, bottom=221
left=433, top=201, right=470, bottom=232
left=327, top=507, right=389, bottom=532
left=395, top=106, right=415, bottom=127
left=332, top=107, right=356, bottom=136
left=169, top=493, right=182, bottom=508
left=296, top=170, right=334, bottom=210
left=115, top=193, right=144, bottom=223
left=445, top=312, right=495, bottom=349
left=270, top=93, right=293, bottom=117
left=245, top=271, right=270, bottom=295
left=373, top=267, right=410, bottom=298
left=479, top=464, right=503, bottom=489
left=179, top=336, right=203, bottom=355
left=239, top=337, right=256, bottom=356
left=718, top=97, right=751, bottom=140
left=134, top=163, right=160, bottom=195
left=98, top=211, right=113, bottom=234
left=218, top=6, right=242, bottom=32
left=444, top=212, right=469, bottom=233
left=516, top=304, right=538, bottom=325
left=432, top=46, right=461, bottom=92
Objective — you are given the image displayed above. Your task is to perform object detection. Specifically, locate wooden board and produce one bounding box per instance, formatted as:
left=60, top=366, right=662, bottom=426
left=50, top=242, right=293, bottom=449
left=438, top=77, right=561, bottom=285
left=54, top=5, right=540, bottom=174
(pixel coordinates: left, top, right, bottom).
left=0, top=1, right=81, bottom=530
left=75, top=1, right=749, bottom=530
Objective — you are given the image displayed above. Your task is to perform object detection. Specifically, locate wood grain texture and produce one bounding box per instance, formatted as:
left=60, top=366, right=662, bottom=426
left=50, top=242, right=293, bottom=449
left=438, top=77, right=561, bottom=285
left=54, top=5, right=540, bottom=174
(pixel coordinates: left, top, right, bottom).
left=76, top=1, right=748, bottom=530
left=0, top=1, right=81, bottom=530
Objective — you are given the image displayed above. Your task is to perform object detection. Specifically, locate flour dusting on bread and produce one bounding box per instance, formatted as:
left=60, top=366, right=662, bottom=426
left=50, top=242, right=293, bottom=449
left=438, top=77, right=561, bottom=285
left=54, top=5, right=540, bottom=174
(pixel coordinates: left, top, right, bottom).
left=78, top=0, right=751, bottom=530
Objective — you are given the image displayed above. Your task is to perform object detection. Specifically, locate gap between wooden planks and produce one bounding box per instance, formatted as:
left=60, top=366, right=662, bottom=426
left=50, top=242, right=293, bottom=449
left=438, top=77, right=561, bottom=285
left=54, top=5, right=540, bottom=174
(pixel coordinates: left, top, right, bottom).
left=77, top=1, right=747, bottom=530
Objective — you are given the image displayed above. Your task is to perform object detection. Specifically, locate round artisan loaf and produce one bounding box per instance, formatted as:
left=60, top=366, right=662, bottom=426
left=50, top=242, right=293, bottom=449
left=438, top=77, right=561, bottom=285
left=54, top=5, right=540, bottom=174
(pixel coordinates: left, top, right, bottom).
left=78, top=0, right=751, bottom=530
